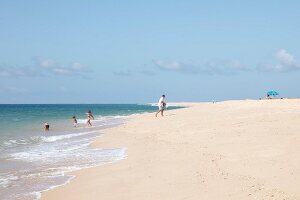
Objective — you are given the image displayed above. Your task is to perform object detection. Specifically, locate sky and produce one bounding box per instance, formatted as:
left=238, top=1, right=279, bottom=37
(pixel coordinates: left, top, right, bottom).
left=0, top=0, right=300, bottom=103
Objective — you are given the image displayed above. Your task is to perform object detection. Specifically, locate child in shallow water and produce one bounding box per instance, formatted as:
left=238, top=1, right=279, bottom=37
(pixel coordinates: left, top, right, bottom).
left=72, top=116, right=78, bottom=127
left=44, top=122, right=50, bottom=131
left=86, top=110, right=94, bottom=127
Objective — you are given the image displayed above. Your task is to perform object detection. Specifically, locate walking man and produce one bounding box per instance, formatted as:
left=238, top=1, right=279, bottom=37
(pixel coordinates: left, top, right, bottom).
left=155, top=95, right=166, bottom=117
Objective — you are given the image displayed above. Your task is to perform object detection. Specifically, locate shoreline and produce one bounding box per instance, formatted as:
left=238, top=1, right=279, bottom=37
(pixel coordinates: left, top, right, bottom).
left=42, top=99, right=300, bottom=200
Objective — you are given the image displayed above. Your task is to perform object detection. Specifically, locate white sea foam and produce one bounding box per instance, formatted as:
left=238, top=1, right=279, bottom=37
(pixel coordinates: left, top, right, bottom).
left=39, top=130, right=98, bottom=143
left=2, top=140, right=17, bottom=146
left=0, top=139, right=32, bottom=150
left=2, top=146, right=126, bottom=200
left=0, top=174, right=18, bottom=188
left=0, top=104, right=164, bottom=199
left=0, top=114, right=129, bottom=200
left=148, top=103, right=159, bottom=106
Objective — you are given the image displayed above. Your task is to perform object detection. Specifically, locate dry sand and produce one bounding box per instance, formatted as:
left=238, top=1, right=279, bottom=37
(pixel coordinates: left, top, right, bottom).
left=42, top=99, right=300, bottom=200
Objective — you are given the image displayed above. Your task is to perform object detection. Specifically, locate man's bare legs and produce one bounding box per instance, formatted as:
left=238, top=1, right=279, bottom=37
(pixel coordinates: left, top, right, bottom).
left=155, top=109, right=164, bottom=117
left=155, top=110, right=160, bottom=117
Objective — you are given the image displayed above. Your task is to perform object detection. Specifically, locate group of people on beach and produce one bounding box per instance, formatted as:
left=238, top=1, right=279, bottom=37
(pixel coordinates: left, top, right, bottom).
left=71, top=110, right=94, bottom=128
left=43, top=110, right=94, bottom=131
left=43, top=95, right=167, bottom=131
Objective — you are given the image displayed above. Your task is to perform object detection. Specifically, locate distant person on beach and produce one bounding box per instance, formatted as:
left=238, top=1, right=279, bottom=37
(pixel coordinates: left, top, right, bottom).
left=72, top=116, right=78, bottom=127
left=44, top=122, right=50, bottom=131
left=86, top=110, right=94, bottom=127
left=155, top=95, right=166, bottom=117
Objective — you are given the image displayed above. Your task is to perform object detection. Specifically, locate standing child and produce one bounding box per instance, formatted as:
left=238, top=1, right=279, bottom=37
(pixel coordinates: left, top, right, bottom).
left=86, top=110, right=94, bottom=127
left=72, top=116, right=78, bottom=127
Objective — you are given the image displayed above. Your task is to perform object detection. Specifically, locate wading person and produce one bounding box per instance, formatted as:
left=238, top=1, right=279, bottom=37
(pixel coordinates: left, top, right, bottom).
left=86, top=110, right=94, bottom=127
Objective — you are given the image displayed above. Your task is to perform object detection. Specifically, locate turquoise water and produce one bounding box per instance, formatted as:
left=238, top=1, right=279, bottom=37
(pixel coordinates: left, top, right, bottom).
left=0, top=104, right=159, bottom=140
left=0, top=104, right=181, bottom=200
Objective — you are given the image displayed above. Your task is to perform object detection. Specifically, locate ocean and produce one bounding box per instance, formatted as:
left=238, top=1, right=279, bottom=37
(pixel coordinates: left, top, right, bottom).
left=0, top=104, right=180, bottom=200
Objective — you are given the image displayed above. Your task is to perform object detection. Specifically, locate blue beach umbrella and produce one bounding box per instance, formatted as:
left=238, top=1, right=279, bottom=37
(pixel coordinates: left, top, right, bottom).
left=267, top=90, right=279, bottom=96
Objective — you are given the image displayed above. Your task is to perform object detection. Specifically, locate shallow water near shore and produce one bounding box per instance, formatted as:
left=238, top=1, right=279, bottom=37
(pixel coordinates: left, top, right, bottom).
left=0, top=104, right=181, bottom=200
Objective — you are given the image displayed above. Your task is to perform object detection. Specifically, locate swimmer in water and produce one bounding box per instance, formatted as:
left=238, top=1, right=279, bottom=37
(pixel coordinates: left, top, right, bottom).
left=44, top=122, right=50, bottom=131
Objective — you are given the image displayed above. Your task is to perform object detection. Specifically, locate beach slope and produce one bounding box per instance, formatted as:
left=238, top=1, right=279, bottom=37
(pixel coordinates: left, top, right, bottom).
left=42, top=100, right=300, bottom=200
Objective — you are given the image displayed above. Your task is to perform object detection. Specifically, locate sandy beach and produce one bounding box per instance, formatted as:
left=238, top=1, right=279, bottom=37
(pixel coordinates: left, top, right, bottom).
left=42, top=99, right=300, bottom=200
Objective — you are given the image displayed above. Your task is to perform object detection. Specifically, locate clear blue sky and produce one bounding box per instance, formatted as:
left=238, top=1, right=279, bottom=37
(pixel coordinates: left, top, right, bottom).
left=1, top=0, right=299, bottom=103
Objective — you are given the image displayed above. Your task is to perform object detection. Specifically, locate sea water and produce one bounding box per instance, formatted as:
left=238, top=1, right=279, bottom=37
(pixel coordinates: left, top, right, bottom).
left=0, top=104, right=180, bottom=200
